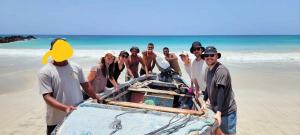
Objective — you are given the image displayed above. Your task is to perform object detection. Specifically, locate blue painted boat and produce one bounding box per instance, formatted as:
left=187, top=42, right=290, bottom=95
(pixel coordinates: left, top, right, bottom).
left=53, top=73, right=218, bottom=135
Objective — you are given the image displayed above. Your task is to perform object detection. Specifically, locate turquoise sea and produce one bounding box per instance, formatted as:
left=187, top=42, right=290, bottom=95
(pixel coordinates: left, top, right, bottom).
left=1, top=35, right=300, bottom=63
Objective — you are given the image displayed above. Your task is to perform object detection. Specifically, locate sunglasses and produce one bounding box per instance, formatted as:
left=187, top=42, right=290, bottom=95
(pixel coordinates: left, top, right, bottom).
left=193, top=47, right=201, bottom=52
left=121, top=55, right=128, bottom=58
left=203, top=54, right=215, bottom=57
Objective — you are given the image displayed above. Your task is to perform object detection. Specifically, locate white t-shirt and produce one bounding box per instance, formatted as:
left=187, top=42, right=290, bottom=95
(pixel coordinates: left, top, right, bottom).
left=184, top=64, right=192, bottom=79
left=191, top=59, right=207, bottom=91
left=38, top=61, right=85, bottom=125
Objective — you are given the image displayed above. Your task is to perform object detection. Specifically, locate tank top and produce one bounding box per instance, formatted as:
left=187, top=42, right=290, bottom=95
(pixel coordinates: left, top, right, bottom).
left=107, top=61, right=125, bottom=88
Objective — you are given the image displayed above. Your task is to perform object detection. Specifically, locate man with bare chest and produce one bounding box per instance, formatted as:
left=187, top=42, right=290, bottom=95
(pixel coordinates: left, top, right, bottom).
left=141, top=43, right=156, bottom=75
left=163, top=47, right=182, bottom=75
left=126, top=46, right=148, bottom=81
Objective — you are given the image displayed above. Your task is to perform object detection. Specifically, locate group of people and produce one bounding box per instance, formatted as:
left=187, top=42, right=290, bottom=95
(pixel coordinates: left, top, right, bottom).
left=38, top=38, right=237, bottom=135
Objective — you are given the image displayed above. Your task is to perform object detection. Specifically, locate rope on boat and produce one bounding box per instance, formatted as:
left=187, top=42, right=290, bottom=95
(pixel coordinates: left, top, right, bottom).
left=145, top=114, right=193, bottom=135
left=109, top=111, right=139, bottom=135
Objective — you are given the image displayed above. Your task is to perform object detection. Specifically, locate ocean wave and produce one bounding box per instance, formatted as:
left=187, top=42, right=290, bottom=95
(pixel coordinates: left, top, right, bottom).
left=0, top=49, right=300, bottom=63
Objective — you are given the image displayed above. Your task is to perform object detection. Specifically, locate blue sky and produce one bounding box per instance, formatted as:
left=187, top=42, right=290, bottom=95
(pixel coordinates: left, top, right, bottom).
left=0, top=0, right=300, bottom=35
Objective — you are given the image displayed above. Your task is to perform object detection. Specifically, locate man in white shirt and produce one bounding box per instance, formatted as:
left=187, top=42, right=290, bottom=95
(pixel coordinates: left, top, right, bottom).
left=190, top=41, right=207, bottom=99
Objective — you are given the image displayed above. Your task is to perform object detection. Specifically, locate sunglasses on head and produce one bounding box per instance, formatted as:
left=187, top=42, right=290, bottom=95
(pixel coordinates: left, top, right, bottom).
left=203, top=54, right=215, bottom=57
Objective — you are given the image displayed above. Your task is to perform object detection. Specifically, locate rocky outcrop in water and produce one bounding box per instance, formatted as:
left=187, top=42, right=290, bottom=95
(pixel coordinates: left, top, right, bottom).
left=0, top=35, right=36, bottom=43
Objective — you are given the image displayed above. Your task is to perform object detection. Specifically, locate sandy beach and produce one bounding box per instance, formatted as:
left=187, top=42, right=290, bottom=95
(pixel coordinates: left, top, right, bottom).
left=0, top=56, right=299, bottom=135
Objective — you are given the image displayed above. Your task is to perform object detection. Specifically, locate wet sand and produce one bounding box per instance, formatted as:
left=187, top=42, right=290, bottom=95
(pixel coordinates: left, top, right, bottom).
left=0, top=57, right=299, bottom=135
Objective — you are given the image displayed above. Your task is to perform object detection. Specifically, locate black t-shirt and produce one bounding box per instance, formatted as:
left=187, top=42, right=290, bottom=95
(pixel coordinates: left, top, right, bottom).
left=107, top=61, right=125, bottom=88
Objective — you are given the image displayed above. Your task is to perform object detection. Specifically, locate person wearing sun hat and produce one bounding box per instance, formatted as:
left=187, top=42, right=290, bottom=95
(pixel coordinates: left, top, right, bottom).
left=87, top=50, right=119, bottom=93
left=190, top=41, right=207, bottom=99
left=179, top=51, right=192, bottom=79
left=202, top=46, right=237, bottom=135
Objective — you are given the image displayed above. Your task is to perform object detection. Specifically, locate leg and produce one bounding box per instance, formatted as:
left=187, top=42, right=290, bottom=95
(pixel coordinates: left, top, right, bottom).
left=215, top=128, right=224, bottom=135
left=47, top=125, right=57, bottom=135
left=220, top=112, right=237, bottom=135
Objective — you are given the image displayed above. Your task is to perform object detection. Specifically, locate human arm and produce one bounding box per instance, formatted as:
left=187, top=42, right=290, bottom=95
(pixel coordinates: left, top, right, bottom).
left=166, top=53, right=178, bottom=61
left=213, top=85, right=226, bottom=126
left=43, top=93, right=76, bottom=113
left=87, top=71, right=96, bottom=92
left=38, top=72, right=76, bottom=113
left=108, top=78, right=119, bottom=91
left=139, top=56, right=149, bottom=76
left=214, top=68, right=229, bottom=126
left=125, top=61, right=134, bottom=79
left=150, top=54, right=157, bottom=72
left=192, top=78, right=200, bottom=99
left=80, top=82, right=101, bottom=102
left=200, top=87, right=209, bottom=110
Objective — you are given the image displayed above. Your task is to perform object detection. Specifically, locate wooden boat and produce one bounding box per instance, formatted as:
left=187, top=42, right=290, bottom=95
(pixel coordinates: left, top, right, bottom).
left=53, top=72, right=218, bottom=135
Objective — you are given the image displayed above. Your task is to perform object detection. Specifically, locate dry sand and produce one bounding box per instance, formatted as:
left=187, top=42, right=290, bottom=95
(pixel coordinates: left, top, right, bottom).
left=0, top=59, right=299, bottom=135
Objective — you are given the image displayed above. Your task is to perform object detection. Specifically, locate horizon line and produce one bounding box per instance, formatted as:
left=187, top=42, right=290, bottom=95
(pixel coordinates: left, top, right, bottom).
left=1, top=34, right=300, bottom=36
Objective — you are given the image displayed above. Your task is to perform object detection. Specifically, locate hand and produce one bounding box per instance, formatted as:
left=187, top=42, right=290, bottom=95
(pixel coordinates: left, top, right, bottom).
left=214, top=111, right=222, bottom=126
left=96, top=98, right=103, bottom=103
left=145, top=73, right=149, bottom=79
left=114, top=85, right=119, bottom=92
left=130, top=75, right=134, bottom=80
left=65, top=106, right=76, bottom=113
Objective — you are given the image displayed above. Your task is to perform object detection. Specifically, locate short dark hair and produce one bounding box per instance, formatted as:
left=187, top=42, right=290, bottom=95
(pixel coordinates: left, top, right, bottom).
left=130, top=46, right=140, bottom=53
left=148, top=43, right=154, bottom=46
left=163, top=47, right=169, bottom=50
left=50, top=38, right=66, bottom=50
left=119, top=50, right=129, bottom=57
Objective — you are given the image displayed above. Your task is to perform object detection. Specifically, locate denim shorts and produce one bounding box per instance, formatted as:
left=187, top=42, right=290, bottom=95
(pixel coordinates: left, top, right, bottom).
left=220, top=111, right=237, bottom=134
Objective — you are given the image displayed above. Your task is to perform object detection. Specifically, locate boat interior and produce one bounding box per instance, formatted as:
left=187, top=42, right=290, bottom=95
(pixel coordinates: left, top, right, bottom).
left=98, top=74, right=204, bottom=116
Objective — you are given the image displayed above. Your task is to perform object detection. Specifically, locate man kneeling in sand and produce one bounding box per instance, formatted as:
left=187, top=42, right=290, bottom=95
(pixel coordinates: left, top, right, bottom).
left=38, top=38, right=101, bottom=135
left=202, top=46, right=237, bottom=135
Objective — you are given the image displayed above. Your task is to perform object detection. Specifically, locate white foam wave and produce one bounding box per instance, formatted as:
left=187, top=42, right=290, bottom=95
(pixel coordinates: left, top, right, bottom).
left=0, top=49, right=300, bottom=63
